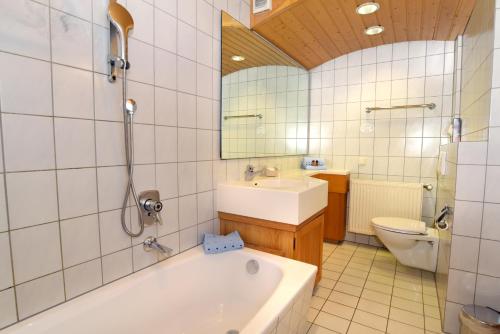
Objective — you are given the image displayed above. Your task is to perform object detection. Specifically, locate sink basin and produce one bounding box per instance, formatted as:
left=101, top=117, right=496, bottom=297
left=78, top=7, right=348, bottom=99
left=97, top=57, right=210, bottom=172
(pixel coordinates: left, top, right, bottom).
left=217, top=177, right=328, bottom=225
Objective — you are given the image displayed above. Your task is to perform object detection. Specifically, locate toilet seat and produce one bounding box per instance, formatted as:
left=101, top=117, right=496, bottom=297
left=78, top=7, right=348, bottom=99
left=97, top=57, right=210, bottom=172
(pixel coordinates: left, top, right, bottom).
left=372, top=217, right=427, bottom=235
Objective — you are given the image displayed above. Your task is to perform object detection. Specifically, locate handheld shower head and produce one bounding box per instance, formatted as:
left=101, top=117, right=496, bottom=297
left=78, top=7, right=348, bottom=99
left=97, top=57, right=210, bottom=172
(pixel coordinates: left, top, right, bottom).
left=108, top=1, right=134, bottom=63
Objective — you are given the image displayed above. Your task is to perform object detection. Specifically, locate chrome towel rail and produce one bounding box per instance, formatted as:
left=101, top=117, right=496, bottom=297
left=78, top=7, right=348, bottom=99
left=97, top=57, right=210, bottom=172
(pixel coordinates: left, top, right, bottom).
left=365, top=103, right=436, bottom=113
left=224, top=114, right=263, bottom=120
left=423, top=184, right=433, bottom=191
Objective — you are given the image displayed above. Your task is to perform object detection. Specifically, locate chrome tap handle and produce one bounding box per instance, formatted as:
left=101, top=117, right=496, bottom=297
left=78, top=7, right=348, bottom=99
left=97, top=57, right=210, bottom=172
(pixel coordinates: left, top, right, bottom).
left=143, top=236, right=172, bottom=254
left=153, top=211, right=163, bottom=225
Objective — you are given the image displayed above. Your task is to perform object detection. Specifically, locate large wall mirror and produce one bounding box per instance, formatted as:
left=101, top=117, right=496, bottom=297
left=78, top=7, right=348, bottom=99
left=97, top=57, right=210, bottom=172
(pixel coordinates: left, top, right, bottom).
left=220, top=12, right=310, bottom=159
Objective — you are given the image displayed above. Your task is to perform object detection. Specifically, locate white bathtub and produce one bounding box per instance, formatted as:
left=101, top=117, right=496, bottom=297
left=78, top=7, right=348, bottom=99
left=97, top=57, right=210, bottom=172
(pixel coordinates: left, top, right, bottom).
left=2, top=246, right=316, bottom=334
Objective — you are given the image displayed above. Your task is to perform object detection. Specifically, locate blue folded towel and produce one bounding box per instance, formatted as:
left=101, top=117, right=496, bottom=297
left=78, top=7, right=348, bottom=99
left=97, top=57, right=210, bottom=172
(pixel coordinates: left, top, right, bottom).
left=203, top=231, right=244, bottom=254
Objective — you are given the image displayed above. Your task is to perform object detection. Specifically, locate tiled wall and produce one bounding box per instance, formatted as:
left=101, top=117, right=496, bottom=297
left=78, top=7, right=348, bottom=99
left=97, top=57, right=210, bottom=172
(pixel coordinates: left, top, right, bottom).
left=221, top=65, right=309, bottom=158
left=308, top=40, right=455, bottom=240
left=443, top=1, right=500, bottom=333
left=0, top=0, right=305, bottom=328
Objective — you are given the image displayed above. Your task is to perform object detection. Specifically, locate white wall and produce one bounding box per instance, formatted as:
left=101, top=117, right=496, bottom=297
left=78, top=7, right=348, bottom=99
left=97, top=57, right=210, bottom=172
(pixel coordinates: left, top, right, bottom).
left=0, top=0, right=305, bottom=328
left=442, top=1, right=500, bottom=333
left=308, top=40, right=455, bottom=238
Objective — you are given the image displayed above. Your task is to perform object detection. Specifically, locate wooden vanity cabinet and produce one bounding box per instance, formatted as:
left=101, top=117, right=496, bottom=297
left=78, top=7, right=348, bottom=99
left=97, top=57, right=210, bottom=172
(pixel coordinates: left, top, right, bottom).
left=311, top=174, right=350, bottom=242
left=219, top=210, right=324, bottom=284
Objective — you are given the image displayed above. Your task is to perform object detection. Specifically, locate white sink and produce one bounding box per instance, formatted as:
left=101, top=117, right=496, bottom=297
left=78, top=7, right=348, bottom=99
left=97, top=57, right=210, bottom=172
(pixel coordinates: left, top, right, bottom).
left=217, top=177, right=328, bottom=225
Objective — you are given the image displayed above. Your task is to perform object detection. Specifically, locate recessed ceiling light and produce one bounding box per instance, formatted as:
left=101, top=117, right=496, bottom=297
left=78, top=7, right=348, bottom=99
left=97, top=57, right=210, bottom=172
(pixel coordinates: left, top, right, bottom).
left=364, top=25, right=384, bottom=36
left=356, top=2, right=380, bottom=15
left=231, top=55, right=245, bottom=62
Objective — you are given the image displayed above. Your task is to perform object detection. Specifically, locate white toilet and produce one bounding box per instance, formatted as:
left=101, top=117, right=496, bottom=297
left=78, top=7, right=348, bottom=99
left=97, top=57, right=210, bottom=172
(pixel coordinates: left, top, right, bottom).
left=372, top=217, right=439, bottom=272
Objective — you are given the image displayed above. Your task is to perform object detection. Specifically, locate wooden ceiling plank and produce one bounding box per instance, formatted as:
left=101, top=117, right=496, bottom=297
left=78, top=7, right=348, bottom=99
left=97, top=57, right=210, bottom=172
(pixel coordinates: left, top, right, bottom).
left=373, top=0, right=397, bottom=44
left=278, top=10, right=332, bottom=62
left=422, top=0, right=442, bottom=40
left=303, top=0, right=351, bottom=55
left=319, top=0, right=365, bottom=51
left=388, top=0, right=408, bottom=42
left=337, top=0, right=381, bottom=48
left=406, top=0, right=423, bottom=40
left=434, top=0, right=459, bottom=40
left=449, top=0, right=476, bottom=38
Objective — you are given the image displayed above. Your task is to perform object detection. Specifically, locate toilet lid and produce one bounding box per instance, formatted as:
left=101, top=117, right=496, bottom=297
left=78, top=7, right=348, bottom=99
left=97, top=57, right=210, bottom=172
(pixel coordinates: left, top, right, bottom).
left=372, top=217, right=427, bottom=235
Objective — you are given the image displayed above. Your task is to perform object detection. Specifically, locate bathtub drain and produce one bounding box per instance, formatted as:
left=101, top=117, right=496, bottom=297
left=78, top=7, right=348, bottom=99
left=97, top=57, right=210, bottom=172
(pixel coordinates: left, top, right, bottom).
left=226, top=330, right=239, bottom=334
left=246, top=259, right=259, bottom=275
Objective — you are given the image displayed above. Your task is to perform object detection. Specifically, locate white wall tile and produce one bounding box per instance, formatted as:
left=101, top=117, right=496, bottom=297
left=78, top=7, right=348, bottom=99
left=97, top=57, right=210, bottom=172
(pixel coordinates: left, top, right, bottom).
left=178, top=162, right=197, bottom=195
left=455, top=165, right=486, bottom=201
left=0, top=53, right=52, bottom=116
left=102, top=248, right=132, bottom=284
left=127, top=0, right=154, bottom=44
left=64, top=258, right=102, bottom=299
left=485, top=166, right=500, bottom=203
left=178, top=21, right=197, bottom=60
left=179, top=225, right=197, bottom=251
left=55, top=118, right=96, bottom=169
left=154, top=9, right=177, bottom=53
left=0, top=0, right=50, bottom=60
left=178, top=92, right=197, bottom=128
left=453, top=200, right=483, bottom=237
left=478, top=239, right=500, bottom=277
left=481, top=203, right=500, bottom=241
left=178, top=128, right=197, bottom=161
left=95, top=121, right=126, bottom=166
left=128, top=81, right=155, bottom=124
left=178, top=0, right=196, bottom=25
left=57, top=168, right=98, bottom=219
left=16, top=272, right=65, bottom=320
left=156, top=163, right=178, bottom=199
left=155, top=126, right=178, bottom=163
left=475, top=275, right=500, bottom=310
left=155, top=49, right=178, bottom=90
left=0, top=288, right=17, bottom=328
left=6, top=171, right=58, bottom=231
left=158, top=198, right=179, bottom=236
left=155, top=87, right=178, bottom=126
left=0, top=232, right=13, bottom=290
left=449, top=235, right=480, bottom=272
left=458, top=141, right=488, bottom=165
left=51, top=10, right=92, bottom=70
left=51, top=0, right=92, bottom=21
left=61, top=215, right=101, bottom=268
left=446, top=269, right=476, bottom=305
left=2, top=114, right=55, bottom=172
left=10, top=222, right=62, bottom=284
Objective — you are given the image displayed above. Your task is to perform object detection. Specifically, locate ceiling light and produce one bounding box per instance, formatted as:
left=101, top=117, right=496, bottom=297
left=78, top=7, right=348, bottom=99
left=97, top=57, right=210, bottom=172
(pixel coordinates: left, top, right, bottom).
left=356, top=2, right=380, bottom=15
left=231, top=55, right=245, bottom=62
left=364, top=25, right=384, bottom=36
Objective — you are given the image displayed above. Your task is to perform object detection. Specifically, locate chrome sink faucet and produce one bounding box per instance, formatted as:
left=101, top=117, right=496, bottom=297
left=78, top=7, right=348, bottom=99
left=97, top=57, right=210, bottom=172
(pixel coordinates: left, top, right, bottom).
left=143, top=236, right=172, bottom=254
left=245, top=164, right=262, bottom=181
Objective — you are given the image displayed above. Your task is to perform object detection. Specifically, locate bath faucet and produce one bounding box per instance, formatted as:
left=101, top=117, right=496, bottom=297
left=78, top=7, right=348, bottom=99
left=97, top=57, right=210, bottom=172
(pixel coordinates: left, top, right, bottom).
left=245, top=164, right=262, bottom=181
left=143, top=236, right=172, bottom=254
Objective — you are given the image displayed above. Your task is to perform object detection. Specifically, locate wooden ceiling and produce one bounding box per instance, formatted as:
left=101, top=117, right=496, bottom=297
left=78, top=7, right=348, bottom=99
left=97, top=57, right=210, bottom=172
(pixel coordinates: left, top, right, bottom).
left=251, top=0, right=476, bottom=69
left=222, top=12, right=303, bottom=75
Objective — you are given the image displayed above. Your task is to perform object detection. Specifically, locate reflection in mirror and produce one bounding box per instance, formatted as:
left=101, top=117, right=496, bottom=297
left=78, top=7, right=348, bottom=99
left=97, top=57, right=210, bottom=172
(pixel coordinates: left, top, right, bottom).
left=220, top=12, right=310, bottom=159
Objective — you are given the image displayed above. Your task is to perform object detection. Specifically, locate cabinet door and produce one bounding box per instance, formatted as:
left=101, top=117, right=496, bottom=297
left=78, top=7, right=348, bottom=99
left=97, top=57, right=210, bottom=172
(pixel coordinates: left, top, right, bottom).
left=294, top=214, right=324, bottom=283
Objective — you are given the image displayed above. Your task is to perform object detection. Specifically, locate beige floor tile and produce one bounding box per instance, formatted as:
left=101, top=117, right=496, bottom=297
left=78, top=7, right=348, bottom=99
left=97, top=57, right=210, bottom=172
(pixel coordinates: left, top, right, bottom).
left=323, top=262, right=347, bottom=273
left=367, top=272, right=394, bottom=286
left=339, top=274, right=366, bottom=287
left=322, top=301, right=356, bottom=320
left=326, top=257, right=350, bottom=265
left=396, top=264, right=422, bottom=275
left=307, top=307, right=320, bottom=322
left=425, top=316, right=442, bottom=332
left=311, top=296, right=327, bottom=310
left=387, top=320, right=425, bottom=334
left=423, top=304, right=441, bottom=319
left=319, top=278, right=337, bottom=289
left=346, top=262, right=371, bottom=272
left=356, top=298, right=390, bottom=318
left=308, top=324, right=338, bottom=334
left=370, top=266, right=395, bottom=277
left=352, top=309, right=387, bottom=332
left=391, top=296, right=424, bottom=314
left=350, top=256, right=373, bottom=265
left=422, top=285, right=438, bottom=296
left=423, top=293, right=439, bottom=306
left=394, top=279, right=423, bottom=292
left=361, top=289, right=392, bottom=306
left=323, top=269, right=341, bottom=281
left=390, top=307, right=425, bottom=328
left=395, top=272, right=422, bottom=284
left=364, top=280, right=393, bottom=294
left=392, top=287, right=423, bottom=303
left=334, top=282, right=363, bottom=297
left=314, top=286, right=332, bottom=299
left=328, top=291, right=359, bottom=308
left=347, top=322, right=384, bottom=334
left=314, top=311, right=350, bottom=334
left=343, top=268, right=369, bottom=279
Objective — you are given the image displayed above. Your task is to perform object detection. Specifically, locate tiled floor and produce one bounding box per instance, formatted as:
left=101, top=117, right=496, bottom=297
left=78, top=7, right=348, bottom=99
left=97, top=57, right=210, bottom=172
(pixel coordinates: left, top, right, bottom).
left=306, top=242, right=443, bottom=334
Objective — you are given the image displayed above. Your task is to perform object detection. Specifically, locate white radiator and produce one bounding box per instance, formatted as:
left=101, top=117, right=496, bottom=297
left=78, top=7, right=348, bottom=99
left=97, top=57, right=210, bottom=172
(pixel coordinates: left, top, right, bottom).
left=348, top=179, right=423, bottom=235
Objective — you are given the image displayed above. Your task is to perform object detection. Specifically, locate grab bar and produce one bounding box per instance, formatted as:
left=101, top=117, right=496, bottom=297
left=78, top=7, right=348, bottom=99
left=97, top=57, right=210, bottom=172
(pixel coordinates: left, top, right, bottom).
left=365, top=103, right=436, bottom=113
left=224, top=114, right=263, bottom=120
